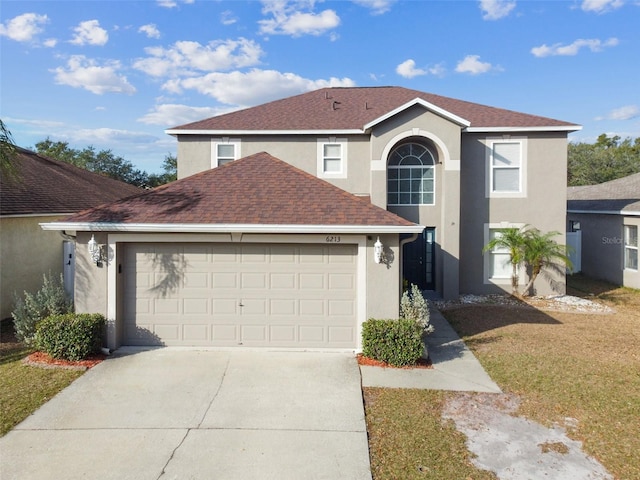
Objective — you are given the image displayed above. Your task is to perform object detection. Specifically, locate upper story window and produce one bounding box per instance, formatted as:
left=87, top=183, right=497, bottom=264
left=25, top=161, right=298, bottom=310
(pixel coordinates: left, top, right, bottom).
left=211, top=140, right=240, bottom=168
left=317, top=138, right=347, bottom=178
left=387, top=143, right=435, bottom=206
left=487, top=140, right=526, bottom=198
left=624, top=225, right=638, bottom=270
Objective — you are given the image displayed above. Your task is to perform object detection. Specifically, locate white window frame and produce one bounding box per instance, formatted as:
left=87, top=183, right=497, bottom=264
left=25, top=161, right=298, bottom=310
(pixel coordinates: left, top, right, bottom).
left=483, top=222, right=526, bottom=285
left=485, top=138, right=527, bottom=198
left=317, top=138, right=347, bottom=179
left=211, top=139, right=241, bottom=168
left=624, top=225, right=638, bottom=271
left=387, top=142, right=436, bottom=206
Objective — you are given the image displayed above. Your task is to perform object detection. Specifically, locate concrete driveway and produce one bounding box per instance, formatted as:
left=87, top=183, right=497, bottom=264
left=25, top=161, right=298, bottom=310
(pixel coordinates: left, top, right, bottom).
left=0, top=349, right=372, bottom=480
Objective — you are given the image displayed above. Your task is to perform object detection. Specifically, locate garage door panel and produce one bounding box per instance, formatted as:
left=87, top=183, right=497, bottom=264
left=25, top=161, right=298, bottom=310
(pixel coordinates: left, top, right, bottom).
left=122, top=243, right=357, bottom=348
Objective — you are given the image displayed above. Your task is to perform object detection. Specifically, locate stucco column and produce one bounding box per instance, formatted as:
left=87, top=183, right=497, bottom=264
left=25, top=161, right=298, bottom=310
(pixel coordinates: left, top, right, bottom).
left=441, top=169, right=460, bottom=300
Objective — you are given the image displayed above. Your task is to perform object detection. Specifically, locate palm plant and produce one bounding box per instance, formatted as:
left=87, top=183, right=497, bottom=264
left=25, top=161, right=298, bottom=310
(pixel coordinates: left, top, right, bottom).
left=482, top=227, right=527, bottom=295
left=521, top=229, right=573, bottom=297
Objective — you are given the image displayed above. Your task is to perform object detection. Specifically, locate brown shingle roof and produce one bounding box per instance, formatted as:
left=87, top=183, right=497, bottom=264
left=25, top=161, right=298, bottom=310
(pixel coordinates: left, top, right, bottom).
left=58, top=152, right=417, bottom=228
left=170, top=86, right=578, bottom=132
left=1, top=147, right=142, bottom=216
left=567, top=173, right=640, bottom=213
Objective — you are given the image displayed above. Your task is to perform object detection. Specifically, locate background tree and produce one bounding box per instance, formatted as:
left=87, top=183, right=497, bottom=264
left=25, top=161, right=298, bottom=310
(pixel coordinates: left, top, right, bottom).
left=34, top=139, right=175, bottom=188
left=568, top=134, right=640, bottom=186
left=0, top=119, right=19, bottom=182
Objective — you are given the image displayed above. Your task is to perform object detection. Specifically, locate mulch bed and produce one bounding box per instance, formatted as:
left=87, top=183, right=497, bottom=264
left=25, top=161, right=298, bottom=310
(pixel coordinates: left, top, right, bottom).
left=357, top=353, right=432, bottom=369
left=23, top=351, right=106, bottom=371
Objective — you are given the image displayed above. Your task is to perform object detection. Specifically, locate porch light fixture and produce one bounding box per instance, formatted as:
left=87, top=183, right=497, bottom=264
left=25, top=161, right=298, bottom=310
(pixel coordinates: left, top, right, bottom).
left=88, top=234, right=104, bottom=266
left=374, top=236, right=384, bottom=264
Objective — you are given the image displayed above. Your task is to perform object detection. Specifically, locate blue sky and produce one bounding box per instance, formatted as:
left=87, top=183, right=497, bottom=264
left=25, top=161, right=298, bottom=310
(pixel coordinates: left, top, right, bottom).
left=1, top=0, right=639, bottom=174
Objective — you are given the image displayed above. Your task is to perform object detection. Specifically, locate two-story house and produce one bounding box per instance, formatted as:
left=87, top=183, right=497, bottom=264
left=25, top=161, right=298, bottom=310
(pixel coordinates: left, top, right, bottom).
left=43, top=87, right=580, bottom=351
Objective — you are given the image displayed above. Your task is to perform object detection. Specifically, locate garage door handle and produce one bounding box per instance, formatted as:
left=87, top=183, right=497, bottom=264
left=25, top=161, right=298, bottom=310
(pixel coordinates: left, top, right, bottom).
left=239, top=300, right=244, bottom=307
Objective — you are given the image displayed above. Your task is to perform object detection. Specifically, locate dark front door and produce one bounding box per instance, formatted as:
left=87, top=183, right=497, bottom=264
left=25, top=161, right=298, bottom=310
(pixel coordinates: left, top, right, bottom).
left=402, top=228, right=435, bottom=291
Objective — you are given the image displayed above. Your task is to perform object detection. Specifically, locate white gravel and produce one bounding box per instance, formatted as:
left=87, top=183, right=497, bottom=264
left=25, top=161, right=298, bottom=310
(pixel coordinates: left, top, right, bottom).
left=435, top=294, right=613, bottom=313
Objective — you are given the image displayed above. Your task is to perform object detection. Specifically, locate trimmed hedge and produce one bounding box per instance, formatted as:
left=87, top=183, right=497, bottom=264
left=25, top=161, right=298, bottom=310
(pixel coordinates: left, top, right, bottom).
left=361, top=318, right=424, bottom=367
left=35, top=313, right=106, bottom=361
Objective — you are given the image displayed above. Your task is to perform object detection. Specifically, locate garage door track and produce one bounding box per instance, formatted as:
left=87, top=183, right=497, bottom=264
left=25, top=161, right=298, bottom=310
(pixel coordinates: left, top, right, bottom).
left=0, top=349, right=372, bottom=480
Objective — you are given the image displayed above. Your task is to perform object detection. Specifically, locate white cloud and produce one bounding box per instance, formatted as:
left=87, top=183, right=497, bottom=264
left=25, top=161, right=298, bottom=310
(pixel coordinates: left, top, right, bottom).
left=581, top=0, right=624, bottom=13
left=133, top=38, right=264, bottom=78
left=351, top=0, right=396, bottom=15
left=531, top=37, right=618, bottom=57
left=139, top=24, right=161, bottom=39
left=396, top=59, right=426, bottom=78
left=43, top=38, right=58, bottom=48
left=0, top=13, right=49, bottom=42
left=70, top=20, right=108, bottom=46
left=259, top=1, right=340, bottom=37
left=596, top=105, right=640, bottom=121
left=455, top=55, right=495, bottom=75
left=52, top=55, right=136, bottom=95
left=157, top=0, right=194, bottom=8
left=163, top=68, right=355, bottom=107
left=221, top=10, right=238, bottom=25
left=138, top=104, right=226, bottom=126
left=71, top=127, right=157, bottom=145
left=479, top=0, right=516, bottom=20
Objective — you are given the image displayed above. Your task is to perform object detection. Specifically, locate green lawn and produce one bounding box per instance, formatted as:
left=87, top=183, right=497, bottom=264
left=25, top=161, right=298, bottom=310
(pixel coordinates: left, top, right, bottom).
left=0, top=324, right=83, bottom=436
left=364, top=276, right=640, bottom=480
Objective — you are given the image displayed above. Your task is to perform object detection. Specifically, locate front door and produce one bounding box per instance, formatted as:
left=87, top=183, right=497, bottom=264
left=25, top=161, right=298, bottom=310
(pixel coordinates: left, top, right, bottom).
left=402, top=228, right=435, bottom=291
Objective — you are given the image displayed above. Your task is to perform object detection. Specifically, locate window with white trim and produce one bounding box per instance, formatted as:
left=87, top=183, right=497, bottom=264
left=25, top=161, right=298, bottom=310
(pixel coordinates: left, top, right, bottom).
left=317, top=138, right=347, bottom=178
left=624, top=225, right=638, bottom=270
left=491, top=141, right=521, bottom=193
left=387, top=143, right=435, bottom=206
left=211, top=140, right=240, bottom=168
left=488, top=229, right=513, bottom=279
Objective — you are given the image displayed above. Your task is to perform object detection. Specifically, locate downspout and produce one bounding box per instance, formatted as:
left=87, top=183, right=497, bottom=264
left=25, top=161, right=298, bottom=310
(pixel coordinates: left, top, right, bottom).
left=399, top=233, right=419, bottom=297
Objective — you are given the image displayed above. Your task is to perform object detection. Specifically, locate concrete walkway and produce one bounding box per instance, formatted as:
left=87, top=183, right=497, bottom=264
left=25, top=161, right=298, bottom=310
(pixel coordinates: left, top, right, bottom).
left=360, top=307, right=502, bottom=393
left=0, top=350, right=371, bottom=480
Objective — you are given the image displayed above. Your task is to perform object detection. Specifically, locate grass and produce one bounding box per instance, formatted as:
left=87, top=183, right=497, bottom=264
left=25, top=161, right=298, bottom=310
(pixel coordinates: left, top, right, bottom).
left=0, top=321, right=83, bottom=437
left=364, top=275, right=639, bottom=480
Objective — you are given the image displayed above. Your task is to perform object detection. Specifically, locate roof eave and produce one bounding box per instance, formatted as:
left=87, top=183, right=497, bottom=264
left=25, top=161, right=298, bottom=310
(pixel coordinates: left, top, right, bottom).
left=40, top=222, right=425, bottom=234
left=465, top=125, right=582, bottom=133
left=567, top=209, right=640, bottom=216
left=165, top=129, right=365, bottom=136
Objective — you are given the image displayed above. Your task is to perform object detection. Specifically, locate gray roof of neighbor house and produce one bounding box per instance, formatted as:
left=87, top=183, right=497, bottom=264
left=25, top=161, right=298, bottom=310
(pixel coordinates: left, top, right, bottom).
left=44, top=152, right=421, bottom=233
left=567, top=172, right=640, bottom=214
left=1, top=147, right=142, bottom=217
left=167, top=86, right=580, bottom=133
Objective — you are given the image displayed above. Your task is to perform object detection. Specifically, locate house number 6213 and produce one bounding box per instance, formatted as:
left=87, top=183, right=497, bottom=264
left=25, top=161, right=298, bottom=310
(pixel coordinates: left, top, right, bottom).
left=325, top=235, right=341, bottom=243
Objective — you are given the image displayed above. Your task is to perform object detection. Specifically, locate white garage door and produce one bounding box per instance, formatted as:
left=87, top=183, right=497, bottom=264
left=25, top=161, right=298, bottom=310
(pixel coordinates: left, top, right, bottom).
left=122, top=243, right=357, bottom=348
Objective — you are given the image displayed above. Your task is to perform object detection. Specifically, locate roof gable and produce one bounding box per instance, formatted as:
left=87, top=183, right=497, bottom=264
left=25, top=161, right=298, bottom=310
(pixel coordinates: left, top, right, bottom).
left=1, top=147, right=142, bottom=216
left=167, top=86, right=579, bottom=134
left=52, top=152, right=419, bottom=231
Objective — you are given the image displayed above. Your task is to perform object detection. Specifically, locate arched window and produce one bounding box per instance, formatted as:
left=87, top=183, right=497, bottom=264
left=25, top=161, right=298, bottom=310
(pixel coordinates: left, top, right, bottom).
left=387, top=143, right=435, bottom=205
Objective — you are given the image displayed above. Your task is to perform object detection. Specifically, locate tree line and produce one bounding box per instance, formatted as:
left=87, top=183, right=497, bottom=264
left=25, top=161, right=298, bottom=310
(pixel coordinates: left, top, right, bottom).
left=568, top=134, right=640, bottom=186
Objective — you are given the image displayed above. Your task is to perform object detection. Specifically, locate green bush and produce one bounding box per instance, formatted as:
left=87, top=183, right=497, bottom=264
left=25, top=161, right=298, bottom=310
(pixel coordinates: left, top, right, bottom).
left=361, top=318, right=425, bottom=367
left=12, top=273, right=73, bottom=345
left=400, top=283, right=434, bottom=335
left=35, top=313, right=105, bottom=361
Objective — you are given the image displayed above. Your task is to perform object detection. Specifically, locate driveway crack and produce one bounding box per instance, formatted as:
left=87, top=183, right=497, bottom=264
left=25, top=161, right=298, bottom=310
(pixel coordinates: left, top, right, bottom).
left=156, top=429, right=190, bottom=480
left=196, top=354, right=231, bottom=428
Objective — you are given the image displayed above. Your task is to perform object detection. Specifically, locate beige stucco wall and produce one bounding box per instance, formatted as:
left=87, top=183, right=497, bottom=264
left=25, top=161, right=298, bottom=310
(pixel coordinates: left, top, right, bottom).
left=460, top=133, right=569, bottom=295
left=0, top=215, right=66, bottom=319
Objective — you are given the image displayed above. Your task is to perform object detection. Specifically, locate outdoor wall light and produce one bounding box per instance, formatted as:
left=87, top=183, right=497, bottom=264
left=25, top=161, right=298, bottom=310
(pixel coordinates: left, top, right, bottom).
left=374, top=236, right=384, bottom=264
left=88, top=234, right=104, bottom=266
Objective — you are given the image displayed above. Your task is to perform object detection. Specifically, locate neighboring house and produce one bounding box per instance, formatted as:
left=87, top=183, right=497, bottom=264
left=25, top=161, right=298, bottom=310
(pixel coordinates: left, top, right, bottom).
left=42, top=86, right=580, bottom=351
left=567, top=173, right=640, bottom=289
left=0, top=147, right=141, bottom=320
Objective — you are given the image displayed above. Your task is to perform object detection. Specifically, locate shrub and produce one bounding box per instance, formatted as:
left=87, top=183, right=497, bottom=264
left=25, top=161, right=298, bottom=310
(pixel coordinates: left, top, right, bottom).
left=35, top=313, right=105, bottom=361
left=12, top=273, right=73, bottom=345
left=361, top=318, right=424, bottom=367
left=400, top=283, right=434, bottom=335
